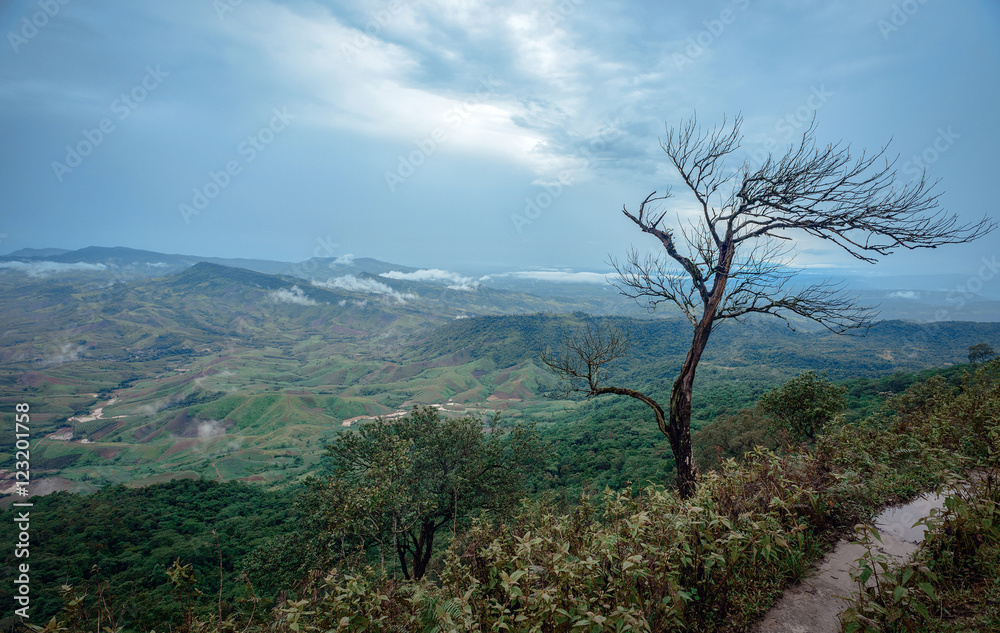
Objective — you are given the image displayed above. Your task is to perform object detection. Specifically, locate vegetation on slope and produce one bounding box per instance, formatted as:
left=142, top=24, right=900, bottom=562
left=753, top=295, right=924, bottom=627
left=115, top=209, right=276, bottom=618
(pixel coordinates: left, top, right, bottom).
left=0, top=480, right=294, bottom=631
left=16, top=359, right=1000, bottom=632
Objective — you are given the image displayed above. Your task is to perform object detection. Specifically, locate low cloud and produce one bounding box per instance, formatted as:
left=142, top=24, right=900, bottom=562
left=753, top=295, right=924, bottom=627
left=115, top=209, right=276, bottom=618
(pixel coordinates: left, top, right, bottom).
left=135, top=401, right=167, bottom=416
left=506, top=270, right=610, bottom=284
left=196, top=419, right=228, bottom=438
left=45, top=342, right=85, bottom=365
left=0, top=261, right=108, bottom=277
left=314, top=275, right=415, bottom=303
left=190, top=420, right=243, bottom=455
left=269, top=285, right=318, bottom=306
left=381, top=268, right=481, bottom=291
left=888, top=290, right=919, bottom=300
left=333, top=254, right=355, bottom=265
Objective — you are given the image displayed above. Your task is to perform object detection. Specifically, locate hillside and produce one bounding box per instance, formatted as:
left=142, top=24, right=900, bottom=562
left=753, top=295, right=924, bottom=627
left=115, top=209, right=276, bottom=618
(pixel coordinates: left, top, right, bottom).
left=1, top=259, right=998, bottom=500
left=5, top=359, right=998, bottom=632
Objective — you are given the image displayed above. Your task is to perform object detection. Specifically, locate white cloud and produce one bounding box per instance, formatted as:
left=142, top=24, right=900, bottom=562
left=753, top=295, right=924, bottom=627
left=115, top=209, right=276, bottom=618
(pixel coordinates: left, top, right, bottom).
left=381, top=268, right=480, bottom=290
left=333, top=254, right=355, bottom=265
left=0, top=261, right=108, bottom=276
left=313, top=275, right=415, bottom=303
left=222, top=0, right=608, bottom=183
left=135, top=402, right=165, bottom=417
left=506, top=270, right=610, bottom=284
left=269, top=285, right=318, bottom=306
left=45, top=342, right=85, bottom=365
left=888, top=290, right=919, bottom=300
left=196, top=419, right=228, bottom=438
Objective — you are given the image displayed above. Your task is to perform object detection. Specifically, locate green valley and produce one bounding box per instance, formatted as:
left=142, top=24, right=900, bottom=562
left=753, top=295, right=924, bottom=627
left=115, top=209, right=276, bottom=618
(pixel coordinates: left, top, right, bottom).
left=1, top=257, right=998, bottom=498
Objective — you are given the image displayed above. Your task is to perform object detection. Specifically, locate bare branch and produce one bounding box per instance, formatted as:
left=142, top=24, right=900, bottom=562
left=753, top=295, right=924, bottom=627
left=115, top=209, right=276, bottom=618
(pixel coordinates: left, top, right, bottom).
left=609, top=249, right=699, bottom=325
left=725, top=122, right=996, bottom=261
left=621, top=192, right=711, bottom=304
left=539, top=320, right=630, bottom=397
left=539, top=320, right=670, bottom=439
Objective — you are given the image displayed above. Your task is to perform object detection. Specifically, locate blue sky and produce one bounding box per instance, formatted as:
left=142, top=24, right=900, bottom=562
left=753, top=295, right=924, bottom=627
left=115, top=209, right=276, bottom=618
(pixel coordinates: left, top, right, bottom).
left=1, top=0, right=998, bottom=277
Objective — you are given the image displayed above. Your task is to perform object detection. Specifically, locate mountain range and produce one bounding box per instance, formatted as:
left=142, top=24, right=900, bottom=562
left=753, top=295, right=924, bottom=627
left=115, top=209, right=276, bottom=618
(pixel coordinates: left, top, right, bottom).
left=3, top=245, right=1000, bottom=322
left=0, top=245, right=998, bottom=503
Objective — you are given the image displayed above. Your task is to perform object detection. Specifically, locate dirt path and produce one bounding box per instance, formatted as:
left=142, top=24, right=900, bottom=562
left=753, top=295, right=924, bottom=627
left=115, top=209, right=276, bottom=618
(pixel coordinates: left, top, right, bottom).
left=752, top=493, right=947, bottom=633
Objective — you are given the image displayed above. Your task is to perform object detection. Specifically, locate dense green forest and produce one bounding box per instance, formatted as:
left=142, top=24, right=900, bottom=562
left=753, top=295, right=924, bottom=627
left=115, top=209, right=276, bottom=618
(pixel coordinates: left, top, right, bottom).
left=0, top=481, right=294, bottom=631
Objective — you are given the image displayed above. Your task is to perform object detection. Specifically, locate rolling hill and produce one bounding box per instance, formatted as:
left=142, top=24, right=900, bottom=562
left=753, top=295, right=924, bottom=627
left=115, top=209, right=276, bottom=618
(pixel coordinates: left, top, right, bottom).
left=1, top=251, right=998, bottom=502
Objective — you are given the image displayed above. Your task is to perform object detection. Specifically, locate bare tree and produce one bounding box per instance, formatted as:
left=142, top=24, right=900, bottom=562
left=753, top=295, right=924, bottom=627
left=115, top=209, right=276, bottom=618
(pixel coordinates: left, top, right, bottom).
left=545, top=114, right=995, bottom=499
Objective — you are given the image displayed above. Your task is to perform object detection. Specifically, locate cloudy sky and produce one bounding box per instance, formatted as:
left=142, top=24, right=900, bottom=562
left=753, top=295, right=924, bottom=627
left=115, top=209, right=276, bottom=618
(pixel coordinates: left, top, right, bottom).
left=1, top=0, right=998, bottom=277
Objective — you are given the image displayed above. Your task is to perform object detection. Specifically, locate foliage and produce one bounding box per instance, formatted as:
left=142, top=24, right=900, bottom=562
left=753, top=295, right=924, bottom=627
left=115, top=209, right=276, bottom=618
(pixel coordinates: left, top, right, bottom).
left=263, top=407, right=548, bottom=583
left=17, top=360, right=1000, bottom=633
left=0, top=479, right=292, bottom=630
left=842, top=472, right=1000, bottom=632
left=759, top=371, right=848, bottom=440
left=257, top=359, right=992, bottom=633
left=968, top=342, right=997, bottom=364
left=693, top=405, right=783, bottom=472
left=840, top=359, right=1000, bottom=631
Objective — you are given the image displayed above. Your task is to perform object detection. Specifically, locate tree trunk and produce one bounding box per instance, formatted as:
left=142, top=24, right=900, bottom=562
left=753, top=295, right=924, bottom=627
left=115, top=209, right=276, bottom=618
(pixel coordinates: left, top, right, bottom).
left=669, top=311, right=718, bottom=498
left=669, top=373, right=698, bottom=499
left=412, top=521, right=436, bottom=580
left=668, top=235, right=733, bottom=498
left=396, top=536, right=411, bottom=580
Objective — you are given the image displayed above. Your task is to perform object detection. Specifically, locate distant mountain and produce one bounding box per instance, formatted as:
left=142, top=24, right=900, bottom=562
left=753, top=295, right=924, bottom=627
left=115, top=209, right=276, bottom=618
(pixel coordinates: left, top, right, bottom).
left=0, top=245, right=285, bottom=276
left=2, top=246, right=999, bottom=322
left=0, top=246, right=420, bottom=281
left=294, top=256, right=420, bottom=278
left=171, top=261, right=311, bottom=291
left=2, top=247, right=71, bottom=258
left=414, top=312, right=1000, bottom=380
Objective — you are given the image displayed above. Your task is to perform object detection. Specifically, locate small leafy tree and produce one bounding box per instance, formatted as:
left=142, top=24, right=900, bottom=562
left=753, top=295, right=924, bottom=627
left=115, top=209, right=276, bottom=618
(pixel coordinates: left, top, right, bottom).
left=968, top=343, right=997, bottom=365
left=300, top=407, right=546, bottom=581
left=759, top=371, right=847, bottom=441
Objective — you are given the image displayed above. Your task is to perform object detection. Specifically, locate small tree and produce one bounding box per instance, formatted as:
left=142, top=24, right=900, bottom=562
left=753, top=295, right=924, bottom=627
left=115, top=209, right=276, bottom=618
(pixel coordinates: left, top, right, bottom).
left=545, top=114, right=994, bottom=499
left=299, top=407, right=545, bottom=581
left=968, top=343, right=997, bottom=365
left=759, top=371, right=847, bottom=441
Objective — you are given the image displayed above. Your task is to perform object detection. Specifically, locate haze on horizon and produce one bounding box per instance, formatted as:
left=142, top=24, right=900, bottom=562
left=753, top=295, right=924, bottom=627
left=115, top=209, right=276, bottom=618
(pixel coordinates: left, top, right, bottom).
left=1, top=0, right=998, bottom=278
